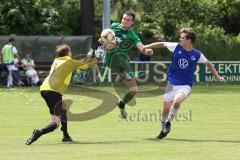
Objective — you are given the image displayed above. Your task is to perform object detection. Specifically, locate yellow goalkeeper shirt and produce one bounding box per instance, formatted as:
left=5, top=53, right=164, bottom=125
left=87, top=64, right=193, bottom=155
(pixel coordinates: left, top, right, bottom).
left=40, top=56, right=95, bottom=94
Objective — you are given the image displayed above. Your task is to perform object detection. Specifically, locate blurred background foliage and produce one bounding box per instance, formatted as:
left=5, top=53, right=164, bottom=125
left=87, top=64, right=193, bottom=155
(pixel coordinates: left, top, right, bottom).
left=0, top=0, right=239, bottom=60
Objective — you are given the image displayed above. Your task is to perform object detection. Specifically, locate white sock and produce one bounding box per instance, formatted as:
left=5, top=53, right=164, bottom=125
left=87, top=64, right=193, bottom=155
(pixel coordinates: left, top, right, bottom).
left=7, top=74, right=13, bottom=87
left=161, top=114, right=168, bottom=130
left=32, top=76, right=39, bottom=84
left=167, top=106, right=179, bottom=122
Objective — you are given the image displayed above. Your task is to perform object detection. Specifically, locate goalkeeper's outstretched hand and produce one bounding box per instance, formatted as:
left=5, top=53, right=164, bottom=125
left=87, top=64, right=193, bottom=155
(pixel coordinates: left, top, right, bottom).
left=87, top=47, right=105, bottom=61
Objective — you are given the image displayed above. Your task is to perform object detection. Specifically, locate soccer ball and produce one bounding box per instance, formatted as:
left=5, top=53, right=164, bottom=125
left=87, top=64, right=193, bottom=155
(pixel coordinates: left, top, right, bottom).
left=100, top=28, right=115, bottom=44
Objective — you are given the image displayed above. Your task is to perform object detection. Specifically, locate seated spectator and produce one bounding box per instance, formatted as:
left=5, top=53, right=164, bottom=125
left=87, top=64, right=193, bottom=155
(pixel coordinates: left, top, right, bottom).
left=21, top=52, right=40, bottom=86
left=12, top=58, right=24, bottom=86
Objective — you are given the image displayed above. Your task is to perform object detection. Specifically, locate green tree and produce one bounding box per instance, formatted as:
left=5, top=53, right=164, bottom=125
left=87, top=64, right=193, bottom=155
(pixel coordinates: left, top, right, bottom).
left=0, top=0, right=81, bottom=35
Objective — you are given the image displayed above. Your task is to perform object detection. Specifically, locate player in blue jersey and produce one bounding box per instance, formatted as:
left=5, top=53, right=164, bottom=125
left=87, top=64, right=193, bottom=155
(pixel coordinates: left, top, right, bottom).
left=143, top=27, right=224, bottom=139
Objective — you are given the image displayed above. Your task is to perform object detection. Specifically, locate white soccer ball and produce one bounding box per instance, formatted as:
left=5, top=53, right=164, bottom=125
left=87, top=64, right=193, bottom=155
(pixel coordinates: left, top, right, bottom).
left=101, top=28, right=115, bottom=44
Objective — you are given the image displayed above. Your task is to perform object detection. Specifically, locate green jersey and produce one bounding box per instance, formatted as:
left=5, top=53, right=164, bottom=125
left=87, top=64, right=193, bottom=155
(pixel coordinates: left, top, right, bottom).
left=104, top=22, right=142, bottom=67
left=22, top=58, right=35, bottom=70
left=1, top=44, right=15, bottom=64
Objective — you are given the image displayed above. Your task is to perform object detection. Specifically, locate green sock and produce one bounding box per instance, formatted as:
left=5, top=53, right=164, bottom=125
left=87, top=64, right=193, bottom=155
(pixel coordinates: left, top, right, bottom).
left=167, top=106, right=179, bottom=122
left=122, top=91, right=134, bottom=105
left=118, top=101, right=125, bottom=109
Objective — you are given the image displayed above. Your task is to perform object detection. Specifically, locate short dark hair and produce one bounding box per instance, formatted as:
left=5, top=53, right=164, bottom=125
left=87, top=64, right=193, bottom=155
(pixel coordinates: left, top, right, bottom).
left=124, top=10, right=136, bottom=22
left=55, top=44, right=70, bottom=57
left=180, top=27, right=196, bottom=44
left=8, top=38, right=15, bottom=43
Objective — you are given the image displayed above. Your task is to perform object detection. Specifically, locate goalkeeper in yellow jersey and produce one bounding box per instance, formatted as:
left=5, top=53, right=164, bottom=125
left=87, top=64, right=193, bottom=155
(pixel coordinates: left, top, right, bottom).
left=25, top=44, right=97, bottom=145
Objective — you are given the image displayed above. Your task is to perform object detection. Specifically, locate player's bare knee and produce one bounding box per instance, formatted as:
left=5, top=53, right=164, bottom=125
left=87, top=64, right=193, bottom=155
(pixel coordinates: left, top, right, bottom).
left=173, top=101, right=181, bottom=108
left=51, top=116, right=61, bottom=126
left=130, top=86, right=138, bottom=96
left=130, top=90, right=137, bottom=96
left=56, top=121, right=61, bottom=127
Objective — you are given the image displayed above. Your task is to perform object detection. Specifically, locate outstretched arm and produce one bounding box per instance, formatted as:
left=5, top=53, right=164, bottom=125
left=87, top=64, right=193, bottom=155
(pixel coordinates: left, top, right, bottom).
left=144, top=42, right=166, bottom=49
left=142, top=42, right=168, bottom=54
left=205, top=61, right=224, bottom=81
left=72, top=57, right=98, bottom=70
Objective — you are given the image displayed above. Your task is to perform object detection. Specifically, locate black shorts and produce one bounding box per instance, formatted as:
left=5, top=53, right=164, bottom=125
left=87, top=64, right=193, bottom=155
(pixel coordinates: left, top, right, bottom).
left=40, top=90, right=62, bottom=116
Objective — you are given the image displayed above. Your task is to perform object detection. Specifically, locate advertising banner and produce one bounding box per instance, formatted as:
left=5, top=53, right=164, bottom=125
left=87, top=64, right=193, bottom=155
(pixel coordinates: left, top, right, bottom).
left=71, top=61, right=240, bottom=84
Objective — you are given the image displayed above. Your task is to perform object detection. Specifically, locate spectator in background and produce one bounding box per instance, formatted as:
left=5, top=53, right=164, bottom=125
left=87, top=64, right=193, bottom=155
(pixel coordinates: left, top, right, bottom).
left=137, top=52, right=151, bottom=61
left=135, top=51, right=151, bottom=79
left=12, top=58, right=24, bottom=86
left=0, top=38, right=20, bottom=88
left=21, top=52, right=40, bottom=86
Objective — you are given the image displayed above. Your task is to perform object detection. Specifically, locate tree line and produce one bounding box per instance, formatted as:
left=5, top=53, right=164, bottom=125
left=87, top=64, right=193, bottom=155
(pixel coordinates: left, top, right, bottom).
left=1, top=0, right=239, bottom=60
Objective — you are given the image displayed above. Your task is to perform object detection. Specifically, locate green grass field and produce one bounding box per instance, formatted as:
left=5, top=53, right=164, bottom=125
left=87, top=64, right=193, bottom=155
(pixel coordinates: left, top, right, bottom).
left=0, top=84, right=240, bottom=160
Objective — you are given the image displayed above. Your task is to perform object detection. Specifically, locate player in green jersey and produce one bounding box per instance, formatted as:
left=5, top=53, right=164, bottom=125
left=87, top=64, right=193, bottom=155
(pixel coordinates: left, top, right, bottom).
left=99, top=10, right=153, bottom=119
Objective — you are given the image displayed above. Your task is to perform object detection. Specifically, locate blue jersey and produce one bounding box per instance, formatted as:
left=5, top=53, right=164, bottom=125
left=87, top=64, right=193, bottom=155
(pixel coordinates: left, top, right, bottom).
left=167, top=44, right=201, bottom=87
left=137, top=53, right=151, bottom=61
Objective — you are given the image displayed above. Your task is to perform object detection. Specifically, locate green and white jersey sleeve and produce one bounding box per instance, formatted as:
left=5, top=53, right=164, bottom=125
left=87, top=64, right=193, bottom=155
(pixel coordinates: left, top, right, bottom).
left=111, top=23, right=142, bottom=52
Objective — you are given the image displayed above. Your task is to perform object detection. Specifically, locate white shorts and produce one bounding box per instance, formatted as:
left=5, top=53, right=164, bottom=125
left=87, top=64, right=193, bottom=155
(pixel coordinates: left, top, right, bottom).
left=163, top=82, right=192, bottom=102
left=26, top=69, right=37, bottom=77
